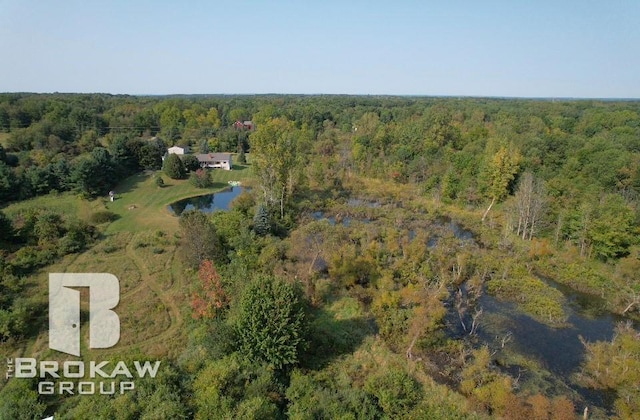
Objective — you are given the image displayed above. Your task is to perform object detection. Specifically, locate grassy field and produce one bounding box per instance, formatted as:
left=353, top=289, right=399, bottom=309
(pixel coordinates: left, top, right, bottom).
left=1, top=163, right=254, bottom=370
left=104, top=163, right=253, bottom=234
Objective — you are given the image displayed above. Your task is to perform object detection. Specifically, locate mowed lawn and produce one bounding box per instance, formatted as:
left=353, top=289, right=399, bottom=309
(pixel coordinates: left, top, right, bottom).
left=2, top=162, right=254, bottom=235
left=105, top=163, right=253, bottom=234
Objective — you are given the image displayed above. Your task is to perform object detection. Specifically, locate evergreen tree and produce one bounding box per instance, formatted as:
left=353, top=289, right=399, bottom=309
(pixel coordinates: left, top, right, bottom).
left=237, top=148, right=246, bottom=164
left=163, top=153, right=186, bottom=179
left=236, top=275, right=306, bottom=370
left=253, top=204, right=270, bottom=236
left=182, top=154, right=201, bottom=172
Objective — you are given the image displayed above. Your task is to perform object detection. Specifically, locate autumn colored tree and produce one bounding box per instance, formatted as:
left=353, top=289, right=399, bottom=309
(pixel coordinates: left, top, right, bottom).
left=191, top=259, right=228, bottom=319
left=580, top=322, right=640, bottom=418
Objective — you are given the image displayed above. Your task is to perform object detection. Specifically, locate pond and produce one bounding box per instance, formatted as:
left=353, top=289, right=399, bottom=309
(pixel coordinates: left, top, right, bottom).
left=167, top=187, right=248, bottom=216
left=447, top=274, right=633, bottom=412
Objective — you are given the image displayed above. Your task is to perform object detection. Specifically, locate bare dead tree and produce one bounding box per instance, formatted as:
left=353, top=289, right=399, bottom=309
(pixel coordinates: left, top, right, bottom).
left=406, top=333, right=420, bottom=360
left=455, top=288, right=467, bottom=332
left=622, top=290, right=640, bottom=315
left=469, top=307, right=483, bottom=335
left=514, top=172, right=546, bottom=240
left=501, top=331, right=513, bottom=348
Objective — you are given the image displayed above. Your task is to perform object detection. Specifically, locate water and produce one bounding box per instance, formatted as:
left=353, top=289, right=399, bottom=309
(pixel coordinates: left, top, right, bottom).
left=448, top=274, right=632, bottom=412
left=311, top=211, right=370, bottom=226
left=409, top=216, right=476, bottom=246
left=167, top=187, right=248, bottom=215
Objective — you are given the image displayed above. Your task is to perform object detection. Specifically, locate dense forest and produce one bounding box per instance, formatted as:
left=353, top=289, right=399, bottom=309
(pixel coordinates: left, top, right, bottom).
left=1, top=93, right=639, bottom=418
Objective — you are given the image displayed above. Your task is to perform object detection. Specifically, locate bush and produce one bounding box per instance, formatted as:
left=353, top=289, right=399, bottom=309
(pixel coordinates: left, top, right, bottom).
left=365, top=369, right=422, bottom=418
left=89, top=210, right=119, bottom=224
left=190, top=169, right=213, bottom=188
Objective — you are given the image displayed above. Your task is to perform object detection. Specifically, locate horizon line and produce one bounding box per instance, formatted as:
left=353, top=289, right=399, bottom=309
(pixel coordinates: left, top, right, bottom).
left=1, top=91, right=639, bottom=102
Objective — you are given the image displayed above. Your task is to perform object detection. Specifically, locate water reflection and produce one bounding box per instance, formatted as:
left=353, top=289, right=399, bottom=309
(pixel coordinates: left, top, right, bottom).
left=168, top=187, right=248, bottom=216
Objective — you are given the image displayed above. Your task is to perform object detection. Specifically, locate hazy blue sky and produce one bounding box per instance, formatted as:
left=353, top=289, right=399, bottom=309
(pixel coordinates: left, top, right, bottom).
left=1, top=0, right=638, bottom=97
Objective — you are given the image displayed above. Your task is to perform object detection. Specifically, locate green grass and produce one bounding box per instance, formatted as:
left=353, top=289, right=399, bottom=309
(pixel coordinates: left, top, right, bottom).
left=2, top=192, right=94, bottom=219
left=104, top=164, right=253, bottom=234
left=1, top=164, right=254, bottom=235
left=487, top=276, right=568, bottom=327
left=1, top=165, right=255, bottom=366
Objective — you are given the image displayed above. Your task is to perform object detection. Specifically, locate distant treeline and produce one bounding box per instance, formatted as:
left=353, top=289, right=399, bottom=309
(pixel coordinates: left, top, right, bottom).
left=1, top=93, right=639, bottom=259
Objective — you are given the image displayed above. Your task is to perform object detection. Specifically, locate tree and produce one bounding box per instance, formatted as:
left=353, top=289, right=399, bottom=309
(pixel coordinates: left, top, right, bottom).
left=580, top=322, right=640, bottom=418
left=159, top=105, right=183, bottom=140
left=482, top=145, right=521, bottom=221
left=249, top=117, right=302, bottom=218
left=588, top=194, right=636, bottom=260
left=0, top=210, right=13, bottom=242
left=139, top=143, right=163, bottom=170
left=190, top=169, right=212, bottom=188
left=514, top=172, right=546, bottom=240
left=182, top=154, right=201, bottom=172
left=198, top=139, right=210, bottom=153
left=155, top=175, right=165, bottom=188
left=0, top=161, right=19, bottom=202
left=237, top=148, right=246, bottom=164
left=179, top=210, right=223, bottom=268
left=69, top=148, right=116, bottom=197
left=191, top=260, right=228, bottom=319
left=192, top=355, right=278, bottom=419
left=236, top=275, right=306, bottom=369
left=253, top=204, right=270, bottom=236
left=163, top=153, right=186, bottom=179
left=0, top=378, right=46, bottom=420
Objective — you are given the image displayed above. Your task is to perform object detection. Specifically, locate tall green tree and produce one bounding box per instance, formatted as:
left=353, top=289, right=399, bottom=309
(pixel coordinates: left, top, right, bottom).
left=253, top=204, right=270, bottom=236
left=236, top=275, right=306, bottom=370
left=182, top=154, right=200, bottom=172
left=163, top=153, right=187, bottom=179
left=179, top=210, right=223, bottom=268
left=69, top=147, right=116, bottom=197
left=249, top=117, right=302, bottom=218
left=482, top=145, right=521, bottom=221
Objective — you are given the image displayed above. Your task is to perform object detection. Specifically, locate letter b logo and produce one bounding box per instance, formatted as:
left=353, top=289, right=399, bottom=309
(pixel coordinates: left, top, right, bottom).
left=49, top=273, right=120, bottom=356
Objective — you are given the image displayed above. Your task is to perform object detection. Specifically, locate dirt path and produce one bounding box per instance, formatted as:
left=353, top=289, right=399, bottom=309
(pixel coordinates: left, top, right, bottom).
left=115, top=242, right=184, bottom=352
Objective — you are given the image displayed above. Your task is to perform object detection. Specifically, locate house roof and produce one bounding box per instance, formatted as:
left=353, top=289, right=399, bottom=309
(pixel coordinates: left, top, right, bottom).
left=196, top=153, right=232, bottom=162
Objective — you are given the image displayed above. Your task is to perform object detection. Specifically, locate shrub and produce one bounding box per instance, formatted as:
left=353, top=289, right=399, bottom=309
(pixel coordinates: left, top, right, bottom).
left=89, top=210, right=119, bottom=224
left=189, top=169, right=213, bottom=188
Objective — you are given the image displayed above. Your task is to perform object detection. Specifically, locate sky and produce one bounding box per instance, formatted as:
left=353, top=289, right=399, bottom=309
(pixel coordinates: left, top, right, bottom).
left=0, top=0, right=639, bottom=98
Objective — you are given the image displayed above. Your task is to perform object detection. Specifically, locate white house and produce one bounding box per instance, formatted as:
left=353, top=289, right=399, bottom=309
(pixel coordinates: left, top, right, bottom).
left=196, top=153, right=232, bottom=170
left=167, top=145, right=190, bottom=155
